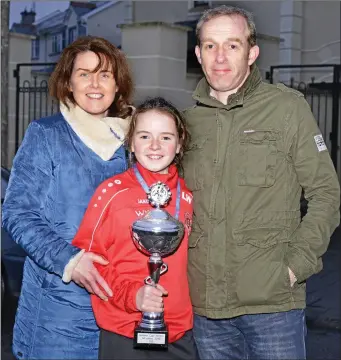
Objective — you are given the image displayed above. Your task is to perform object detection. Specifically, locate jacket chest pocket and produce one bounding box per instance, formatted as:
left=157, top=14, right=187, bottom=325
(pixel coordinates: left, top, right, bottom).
left=183, top=136, right=208, bottom=191
left=237, top=130, right=279, bottom=187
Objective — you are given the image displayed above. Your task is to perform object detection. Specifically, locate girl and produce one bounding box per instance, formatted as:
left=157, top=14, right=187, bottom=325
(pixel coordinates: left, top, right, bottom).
left=72, top=97, right=198, bottom=360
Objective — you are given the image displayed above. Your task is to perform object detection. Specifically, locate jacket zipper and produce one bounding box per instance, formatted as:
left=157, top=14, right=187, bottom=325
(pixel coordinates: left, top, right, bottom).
left=208, top=109, right=222, bottom=220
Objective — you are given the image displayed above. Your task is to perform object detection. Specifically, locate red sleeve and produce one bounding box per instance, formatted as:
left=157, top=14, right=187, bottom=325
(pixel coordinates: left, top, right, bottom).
left=109, top=275, right=142, bottom=313
left=73, top=176, right=142, bottom=312
left=72, top=178, right=127, bottom=256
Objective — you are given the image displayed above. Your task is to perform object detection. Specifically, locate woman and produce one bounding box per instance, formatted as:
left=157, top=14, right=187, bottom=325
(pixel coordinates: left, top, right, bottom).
left=2, top=36, right=133, bottom=359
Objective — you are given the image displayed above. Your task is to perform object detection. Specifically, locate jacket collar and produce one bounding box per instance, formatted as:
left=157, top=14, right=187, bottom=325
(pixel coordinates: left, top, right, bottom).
left=192, top=64, right=262, bottom=109
left=60, top=102, right=132, bottom=161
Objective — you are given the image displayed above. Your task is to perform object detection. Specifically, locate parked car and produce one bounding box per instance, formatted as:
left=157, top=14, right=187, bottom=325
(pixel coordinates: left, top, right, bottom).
left=1, top=166, right=26, bottom=302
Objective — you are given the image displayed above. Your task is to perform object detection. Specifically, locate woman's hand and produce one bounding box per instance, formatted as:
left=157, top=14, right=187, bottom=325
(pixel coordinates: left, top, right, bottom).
left=136, top=284, right=168, bottom=313
left=71, top=252, right=113, bottom=301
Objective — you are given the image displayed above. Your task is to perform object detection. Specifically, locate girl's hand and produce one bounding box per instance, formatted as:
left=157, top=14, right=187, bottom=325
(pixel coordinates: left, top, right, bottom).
left=136, top=284, right=168, bottom=313
left=71, top=252, right=113, bottom=301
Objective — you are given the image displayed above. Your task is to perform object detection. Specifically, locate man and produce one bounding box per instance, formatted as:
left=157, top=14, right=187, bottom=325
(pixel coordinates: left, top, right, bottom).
left=183, top=5, right=340, bottom=360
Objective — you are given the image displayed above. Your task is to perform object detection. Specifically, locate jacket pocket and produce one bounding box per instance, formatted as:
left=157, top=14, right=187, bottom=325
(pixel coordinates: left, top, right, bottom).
left=183, top=136, right=208, bottom=191
left=233, top=210, right=301, bottom=247
left=237, top=129, right=279, bottom=187
left=236, top=254, right=292, bottom=306
left=188, top=214, right=204, bottom=248
left=234, top=211, right=300, bottom=306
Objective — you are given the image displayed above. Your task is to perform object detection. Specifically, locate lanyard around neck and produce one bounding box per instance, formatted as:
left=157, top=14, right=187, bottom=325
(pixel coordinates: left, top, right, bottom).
left=133, top=164, right=181, bottom=220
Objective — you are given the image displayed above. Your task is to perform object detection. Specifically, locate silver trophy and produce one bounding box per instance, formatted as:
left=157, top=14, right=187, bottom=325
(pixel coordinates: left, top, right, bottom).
left=131, top=181, right=184, bottom=349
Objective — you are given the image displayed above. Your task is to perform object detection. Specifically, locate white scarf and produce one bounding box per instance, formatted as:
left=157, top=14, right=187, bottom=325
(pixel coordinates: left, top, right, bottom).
left=60, top=103, right=132, bottom=161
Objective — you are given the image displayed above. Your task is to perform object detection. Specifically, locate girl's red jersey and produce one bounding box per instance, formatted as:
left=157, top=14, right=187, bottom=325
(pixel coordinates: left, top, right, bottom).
left=72, top=164, right=193, bottom=343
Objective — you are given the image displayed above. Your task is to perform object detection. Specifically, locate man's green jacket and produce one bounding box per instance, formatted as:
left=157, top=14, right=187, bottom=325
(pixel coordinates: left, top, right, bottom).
left=183, top=65, right=340, bottom=319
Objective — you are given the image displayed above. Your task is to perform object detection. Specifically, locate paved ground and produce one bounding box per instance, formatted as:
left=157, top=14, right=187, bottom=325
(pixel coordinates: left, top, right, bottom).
left=2, top=227, right=340, bottom=360
left=304, top=226, right=341, bottom=359
left=306, top=227, right=341, bottom=331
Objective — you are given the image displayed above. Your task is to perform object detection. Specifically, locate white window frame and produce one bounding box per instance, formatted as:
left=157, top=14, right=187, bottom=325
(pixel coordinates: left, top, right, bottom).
left=52, top=33, right=63, bottom=54
left=68, top=27, right=77, bottom=44
left=31, top=37, right=40, bottom=59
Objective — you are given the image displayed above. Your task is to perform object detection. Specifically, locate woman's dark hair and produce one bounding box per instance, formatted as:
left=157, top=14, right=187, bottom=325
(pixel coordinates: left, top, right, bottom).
left=49, top=36, right=133, bottom=118
left=126, top=97, right=190, bottom=172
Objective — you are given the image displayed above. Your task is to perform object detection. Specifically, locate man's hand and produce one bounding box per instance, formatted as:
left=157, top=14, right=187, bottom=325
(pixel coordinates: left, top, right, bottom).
left=136, top=284, right=168, bottom=313
left=288, top=267, right=297, bottom=287
left=71, top=252, right=113, bottom=301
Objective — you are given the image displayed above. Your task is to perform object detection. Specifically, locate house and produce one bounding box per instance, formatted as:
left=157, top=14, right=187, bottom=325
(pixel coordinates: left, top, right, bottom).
left=7, top=1, right=340, bottom=174
left=32, top=2, right=99, bottom=65
left=16, top=1, right=339, bottom=84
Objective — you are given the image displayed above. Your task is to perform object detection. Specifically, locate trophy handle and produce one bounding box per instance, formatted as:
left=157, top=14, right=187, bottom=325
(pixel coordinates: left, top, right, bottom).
left=144, top=263, right=168, bottom=286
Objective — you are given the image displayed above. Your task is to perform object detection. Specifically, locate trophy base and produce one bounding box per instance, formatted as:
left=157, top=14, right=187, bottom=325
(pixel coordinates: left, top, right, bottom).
left=133, top=326, right=168, bottom=350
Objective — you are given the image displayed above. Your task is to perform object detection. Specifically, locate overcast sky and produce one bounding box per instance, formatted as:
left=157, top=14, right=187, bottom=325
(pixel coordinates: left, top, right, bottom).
left=10, top=1, right=69, bottom=27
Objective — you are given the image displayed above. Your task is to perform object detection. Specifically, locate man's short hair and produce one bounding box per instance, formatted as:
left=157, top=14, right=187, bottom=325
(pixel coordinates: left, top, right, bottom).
left=196, top=5, right=257, bottom=48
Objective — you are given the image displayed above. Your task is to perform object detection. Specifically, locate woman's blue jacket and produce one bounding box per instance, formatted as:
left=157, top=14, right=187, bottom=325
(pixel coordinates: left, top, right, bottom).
left=2, top=113, right=127, bottom=359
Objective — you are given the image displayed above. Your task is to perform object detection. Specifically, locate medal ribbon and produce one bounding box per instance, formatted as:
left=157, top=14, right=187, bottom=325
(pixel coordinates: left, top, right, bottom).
left=133, top=164, right=181, bottom=219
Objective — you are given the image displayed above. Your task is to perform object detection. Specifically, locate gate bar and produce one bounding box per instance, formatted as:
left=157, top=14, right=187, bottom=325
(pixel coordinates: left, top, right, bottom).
left=14, top=63, right=56, bottom=150
left=331, top=65, right=340, bottom=169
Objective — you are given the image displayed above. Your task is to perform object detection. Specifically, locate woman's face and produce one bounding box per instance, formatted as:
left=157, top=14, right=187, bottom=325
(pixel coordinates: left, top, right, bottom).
left=69, top=51, right=118, bottom=119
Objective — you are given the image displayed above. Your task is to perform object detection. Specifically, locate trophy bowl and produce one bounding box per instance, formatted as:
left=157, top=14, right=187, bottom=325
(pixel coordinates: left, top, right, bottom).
left=132, top=208, right=184, bottom=257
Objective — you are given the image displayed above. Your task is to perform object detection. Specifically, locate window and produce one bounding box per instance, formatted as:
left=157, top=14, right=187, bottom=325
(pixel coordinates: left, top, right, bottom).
left=194, top=1, right=209, bottom=6
left=188, top=1, right=211, bottom=10
left=51, top=33, right=64, bottom=54
left=31, top=37, right=40, bottom=59
left=68, top=27, right=77, bottom=44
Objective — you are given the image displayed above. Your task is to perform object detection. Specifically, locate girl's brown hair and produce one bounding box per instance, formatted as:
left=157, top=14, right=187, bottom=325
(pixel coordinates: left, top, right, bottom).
left=126, top=97, right=190, bottom=173
left=49, top=36, right=133, bottom=118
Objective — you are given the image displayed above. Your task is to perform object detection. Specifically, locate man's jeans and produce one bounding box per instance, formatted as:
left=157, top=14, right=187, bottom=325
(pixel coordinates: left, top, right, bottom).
left=193, top=310, right=307, bottom=360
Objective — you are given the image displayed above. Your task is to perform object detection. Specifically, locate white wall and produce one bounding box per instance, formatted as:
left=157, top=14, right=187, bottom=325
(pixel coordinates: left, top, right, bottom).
left=134, top=1, right=189, bottom=23
left=301, top=1, right=340, bottom=83
left=8, top=33, right=35, bottom=166
left=86, top=1, right=128, bottom=46
left=67, top=9, right=78, bottom=32
left=208, top=1, right=281, bottom=37
left=121, top=22, right=194, bottom=109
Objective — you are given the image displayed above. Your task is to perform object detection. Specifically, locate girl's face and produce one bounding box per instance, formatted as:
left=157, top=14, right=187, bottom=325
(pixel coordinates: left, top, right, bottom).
left=69, top=51, right=118, bottom=119
left=131, top=110, right=181, bottom=174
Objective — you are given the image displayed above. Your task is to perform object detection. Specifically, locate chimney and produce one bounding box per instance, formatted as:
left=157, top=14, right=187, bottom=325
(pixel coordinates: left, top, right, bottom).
left=20, top=8, right=36, bottom=25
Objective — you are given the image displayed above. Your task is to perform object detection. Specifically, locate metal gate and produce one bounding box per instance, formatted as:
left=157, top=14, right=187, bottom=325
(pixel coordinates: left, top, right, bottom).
left=267, top=64, right=340, bottom=173
left=14, top=63, right=57, bottom=151
left=14, top=62, right=341, bottom=174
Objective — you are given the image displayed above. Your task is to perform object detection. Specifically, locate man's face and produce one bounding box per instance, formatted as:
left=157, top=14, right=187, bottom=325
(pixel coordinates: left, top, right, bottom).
left=195, top=15, right=259, bottom=100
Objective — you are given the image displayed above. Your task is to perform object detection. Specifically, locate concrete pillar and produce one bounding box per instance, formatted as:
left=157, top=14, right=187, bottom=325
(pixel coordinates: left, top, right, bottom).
left=279, top=0, right=303, bottom=83
left=124, top=1, right=134, bottom=24
left=119, top=22, right=193, bottom=108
